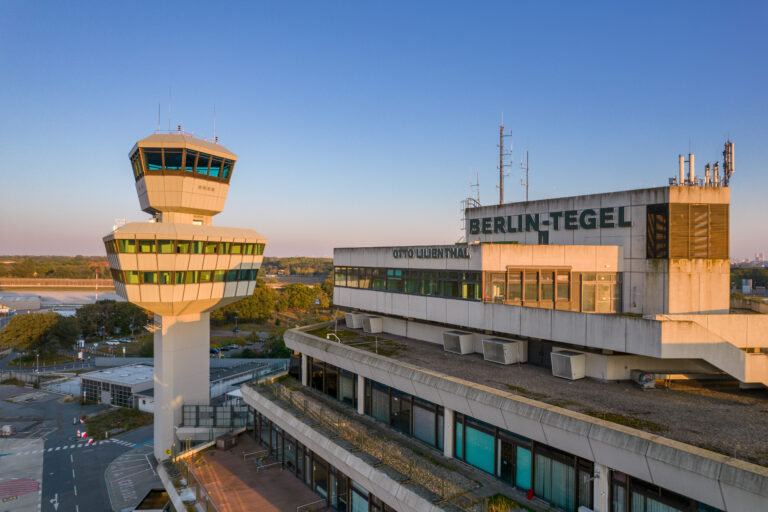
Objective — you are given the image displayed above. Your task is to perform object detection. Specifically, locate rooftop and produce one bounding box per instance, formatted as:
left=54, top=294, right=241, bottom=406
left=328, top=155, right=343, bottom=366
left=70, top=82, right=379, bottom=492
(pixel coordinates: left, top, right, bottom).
left=82, top=364, right=154, bottom=386
left=304, top=326, right=768, bottom=466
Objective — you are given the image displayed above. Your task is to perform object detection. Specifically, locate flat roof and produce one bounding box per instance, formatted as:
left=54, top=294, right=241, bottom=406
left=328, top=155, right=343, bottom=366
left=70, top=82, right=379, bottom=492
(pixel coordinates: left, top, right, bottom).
left=304, top=327, right=768, bottom=466
left=81, top=364, right=153, bottom=386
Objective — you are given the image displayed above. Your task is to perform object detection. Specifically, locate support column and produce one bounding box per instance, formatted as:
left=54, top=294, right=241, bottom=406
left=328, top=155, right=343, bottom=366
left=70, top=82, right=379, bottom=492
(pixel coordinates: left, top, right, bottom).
left=593, top=462, right=609, bottom=512
left=357, top=374, right=365, bottom=415
left=154, top=312, right=210, bottom=461
left=301, top=353, right=308, bottom=387
left=443, top=408, right=454, bottom=459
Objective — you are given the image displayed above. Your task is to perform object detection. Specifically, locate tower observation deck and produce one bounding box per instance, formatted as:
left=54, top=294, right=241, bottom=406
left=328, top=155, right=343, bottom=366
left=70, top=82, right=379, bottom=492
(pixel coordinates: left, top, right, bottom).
left=103, top=131, right=267, bottom=460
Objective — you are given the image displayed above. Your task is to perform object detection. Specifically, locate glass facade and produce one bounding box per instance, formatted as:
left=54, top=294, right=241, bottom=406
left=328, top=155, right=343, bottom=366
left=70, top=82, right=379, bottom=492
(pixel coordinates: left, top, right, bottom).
left=252, top=411, right=396, bottom=512
left=129, top=147, right=235, bottom=183
left=110, top=268, right=258, bottom=284
left=105, top=239, right=265, bottom=256
left=82, top=378, right=135, bottom=408
left=610, top=471, right=723, bottom=512
left=181, top=404, right=249, bottom=428
left=334, top=266, right=621, bottom=313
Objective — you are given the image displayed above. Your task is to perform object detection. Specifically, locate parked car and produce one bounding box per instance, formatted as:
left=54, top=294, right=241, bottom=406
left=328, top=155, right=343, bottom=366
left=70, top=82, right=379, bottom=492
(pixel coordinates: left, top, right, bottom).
left=105, top=340, right=121, bottom=346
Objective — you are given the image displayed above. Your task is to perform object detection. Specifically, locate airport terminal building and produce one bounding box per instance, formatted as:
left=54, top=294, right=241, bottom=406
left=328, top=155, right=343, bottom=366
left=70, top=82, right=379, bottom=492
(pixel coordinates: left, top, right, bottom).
left=243, top=179, right=768, bottom=512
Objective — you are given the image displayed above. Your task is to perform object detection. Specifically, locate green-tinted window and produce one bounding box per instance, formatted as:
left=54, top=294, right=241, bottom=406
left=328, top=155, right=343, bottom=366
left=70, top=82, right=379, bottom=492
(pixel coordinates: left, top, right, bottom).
left=125, top=271, right=139, bottom=285
left=158, top=240, right=174, bottom=254
left=244, top=244, right=254, bottom=255
left=541, top=271, right=554, bottom=301
left=139, top=240, right=156, bottom=253
left=142, top=272, right=157, bottom=284
left=220, top=242, right=231, bottom=254
left=159, top=271, right=173, bottom=284
left=209, top=157, right=222, bottom=177
left=185, top=271, right=199, bottom=284
left=524, top=271, right=538, bottom=301
left=164, top=149, right=183, bottom=170
left=204, top=242, right=218, bottom=254
left=225, top=270, right=238, bottom=282
left=143, top=149, right=163, bottom=170
left=213, top=270, right=226, bottom=282
left=222, top=160, right=233, bottom=179
left=238, top=269, right=250, bottom=281
left=334, top=267, right=346, bottom=286
left=191, top=241, right=204, bottom=254
left=231, top=243, right=242, bottom=255
left=117, top=239, right=136, bottom=254
left=176, top=240, right=190, bottom=254
left=175, top=271, right=186, bottom=284
left=184, top=150, right=197, bottom=172
left=250, top=269, right=258, bottom=280
left=199, top=270, right=212, bottom=283
left=196, top=153, right=211, bottom=174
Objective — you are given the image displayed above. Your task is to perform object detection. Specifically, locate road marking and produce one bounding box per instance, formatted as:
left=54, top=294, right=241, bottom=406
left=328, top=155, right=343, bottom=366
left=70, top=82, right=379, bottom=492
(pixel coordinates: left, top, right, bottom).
left=46, top=448, right=53, bottom=452
left=70, top=454, right=73, bottom=464
left=72, top=468, right=75, bottom=478
left=69, top=444, right=75, bottom=449
left=54, top=447, right=60, bottom=451
left=73, top=485, right=77, bottom=496
left=76, top=505, right=79, bottom=512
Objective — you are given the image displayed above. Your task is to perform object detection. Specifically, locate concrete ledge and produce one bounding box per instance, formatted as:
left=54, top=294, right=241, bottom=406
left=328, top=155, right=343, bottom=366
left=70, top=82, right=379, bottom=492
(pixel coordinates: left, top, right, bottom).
left=286, top=324, right=768, bottom=511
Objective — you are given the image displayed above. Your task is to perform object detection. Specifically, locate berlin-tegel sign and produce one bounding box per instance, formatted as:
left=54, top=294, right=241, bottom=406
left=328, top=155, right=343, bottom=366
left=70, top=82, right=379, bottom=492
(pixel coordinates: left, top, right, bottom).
left=468, top=206, right=632, bottom=235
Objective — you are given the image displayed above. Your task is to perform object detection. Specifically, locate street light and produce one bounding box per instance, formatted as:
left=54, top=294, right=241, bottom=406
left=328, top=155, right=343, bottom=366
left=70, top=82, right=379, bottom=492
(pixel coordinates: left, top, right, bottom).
left=234, top=314, right=239, bottom=334
left=35, top=350, right=39, bottom=373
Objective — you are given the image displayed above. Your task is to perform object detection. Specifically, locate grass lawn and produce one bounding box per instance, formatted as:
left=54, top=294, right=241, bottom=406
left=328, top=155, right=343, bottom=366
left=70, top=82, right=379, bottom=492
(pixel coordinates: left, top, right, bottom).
left=85, top=407, right=153, bottom=440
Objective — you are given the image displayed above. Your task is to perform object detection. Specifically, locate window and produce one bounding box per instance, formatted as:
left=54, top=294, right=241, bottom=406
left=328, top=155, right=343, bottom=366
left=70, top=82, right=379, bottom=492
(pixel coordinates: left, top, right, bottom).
left=524, top=271, right=538, bottom=301
left=231, top=243, right=243, bottom=255
left=117, top=239, right=136, bottom=254
left=199, top=270, right=212, bottom=283
left=213, top=270, right=226, bottom=282
left=541, top=271, right=554, bottom=301
left=508, top=271, right=522, bottom=301
left=226, top=270, right=238, bottom=282
left=176, top=240, right=190, bottom=253
left=244, top=244, right=254, bottom=255
left=185, top=271, right=199, bottom=284
left=163, top=149, right=183, bottom=170
left=158, top=240, right=174, bottom=254
left=220, top=242, right=231, bottom=254
left=386, top=269, right=403, bottom=292
left=143, top=149, right=162, bottom=170
left=646, top=204, right=669, bottom=259
left=222, top=159, right=234, bottom=179
left=191, top=241, right=204, bottom=254
left=204, top=242, right=218, bottom=254
left=159, top=271, right=173, bottom=284
left=238, top=269, right=250, bottom=281
left=255, top=243, right=265, bottom=255
left=141, top=272, right=157, bottom=284
left=486, top=272, right=505, bottom=301
left=175, top=271, right=185, bottom=284
left=556, top=271, right=570, bottom=301
left=196, top=153, right=211, bottom=174
left=184, top=150, right=198, bottom=172
left=138, top=240, right=156, bottom=253
left=125, top=271, right=139, bottom=284
left=209, top=157, right=222, bottom=177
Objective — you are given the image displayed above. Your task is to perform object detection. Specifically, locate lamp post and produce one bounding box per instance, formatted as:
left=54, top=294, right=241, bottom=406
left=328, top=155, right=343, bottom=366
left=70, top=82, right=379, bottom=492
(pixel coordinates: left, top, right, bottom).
left=36, top=350, right=39, bottom=373
left=234, top=314, right=239, bottom=334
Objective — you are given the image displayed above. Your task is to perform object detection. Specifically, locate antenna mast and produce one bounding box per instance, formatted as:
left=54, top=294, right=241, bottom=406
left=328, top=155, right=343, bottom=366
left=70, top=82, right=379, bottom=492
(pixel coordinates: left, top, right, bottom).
left=497, top=117, right=513, bottom=204
left=470, top=170, right=480, bottom=203
left=520, top=150, right=530, bottom=201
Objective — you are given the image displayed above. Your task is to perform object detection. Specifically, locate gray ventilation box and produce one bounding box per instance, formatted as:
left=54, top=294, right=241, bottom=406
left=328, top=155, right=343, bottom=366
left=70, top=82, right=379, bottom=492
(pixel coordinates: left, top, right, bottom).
left=550, top=350, right=586, bottom=380
left=362, top=316, right=383, bottom=334
left=345, top=312, right=365, bottom=329
left=442, top=330, right=474, bottom=355
left=482, top=338, right=528, bottom=365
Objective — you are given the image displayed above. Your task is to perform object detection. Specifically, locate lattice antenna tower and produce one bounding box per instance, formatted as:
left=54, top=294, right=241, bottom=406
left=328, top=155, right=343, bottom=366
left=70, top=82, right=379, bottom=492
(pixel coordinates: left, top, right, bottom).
left=520, top=150, right=530, bottom=201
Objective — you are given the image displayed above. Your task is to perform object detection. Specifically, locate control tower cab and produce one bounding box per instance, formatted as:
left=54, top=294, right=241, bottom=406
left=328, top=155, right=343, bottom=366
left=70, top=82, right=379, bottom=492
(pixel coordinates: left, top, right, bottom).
left=104, top=130, right=267, bottom=460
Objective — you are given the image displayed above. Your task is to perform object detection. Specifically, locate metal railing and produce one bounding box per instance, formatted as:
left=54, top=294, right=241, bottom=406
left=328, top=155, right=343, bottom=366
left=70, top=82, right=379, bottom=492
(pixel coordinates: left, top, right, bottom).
left=164, top=453, right=223, bottom=512
left=257, top=381, right=481, bottom=504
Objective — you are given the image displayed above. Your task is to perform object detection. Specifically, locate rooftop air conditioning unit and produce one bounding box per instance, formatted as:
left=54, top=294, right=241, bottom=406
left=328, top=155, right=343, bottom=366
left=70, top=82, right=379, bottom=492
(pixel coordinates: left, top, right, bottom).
left=362, top=316, right=383, bottom=334
left=345, top=312, right=364, bottom=329
left=442, top=330, right=474, bottom=355
left=482, top=338, right=528, bottom=365
left=550, top=351, right=586, bottom=380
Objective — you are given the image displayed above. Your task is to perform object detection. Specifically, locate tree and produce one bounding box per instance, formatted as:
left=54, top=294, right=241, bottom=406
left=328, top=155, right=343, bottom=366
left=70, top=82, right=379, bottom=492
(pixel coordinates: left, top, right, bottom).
left=212, top=279, right=278, bottom=325
left=75, top=300, right=148, bottom=338
left=278, top=284, right=316, bottom=311
left=0, top=312, right=78, bottom=354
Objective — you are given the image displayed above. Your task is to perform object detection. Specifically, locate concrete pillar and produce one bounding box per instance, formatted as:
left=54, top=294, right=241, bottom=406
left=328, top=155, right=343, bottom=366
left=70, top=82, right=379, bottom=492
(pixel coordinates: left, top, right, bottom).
left=443, top=408, right=454, bottom=459
left=154, top=312, right=210, bottom=461
left=301, top=353, right=308, bottom=387
left=356, top=374, right=365, bottom=415
left=593, top=462, right=609, bottom=512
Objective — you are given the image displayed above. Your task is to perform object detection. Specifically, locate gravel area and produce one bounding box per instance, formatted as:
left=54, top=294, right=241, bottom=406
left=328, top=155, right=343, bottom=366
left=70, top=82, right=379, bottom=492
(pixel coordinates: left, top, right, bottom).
left=338, top=331, right=768, bottom=467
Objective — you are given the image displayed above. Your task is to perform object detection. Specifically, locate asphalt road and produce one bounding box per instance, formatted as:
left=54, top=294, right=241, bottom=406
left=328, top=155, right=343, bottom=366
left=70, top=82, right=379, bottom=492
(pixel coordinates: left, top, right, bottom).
left=0, top=385, right=153, bottom=511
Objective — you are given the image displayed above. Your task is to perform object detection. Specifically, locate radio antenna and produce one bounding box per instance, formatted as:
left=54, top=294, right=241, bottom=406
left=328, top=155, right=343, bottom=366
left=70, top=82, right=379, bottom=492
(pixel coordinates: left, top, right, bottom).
left=496, top=116, right=514, bottom=204
left=520, top=150, right=530, bottom=201
left=470, top=169, right=480, bottom=203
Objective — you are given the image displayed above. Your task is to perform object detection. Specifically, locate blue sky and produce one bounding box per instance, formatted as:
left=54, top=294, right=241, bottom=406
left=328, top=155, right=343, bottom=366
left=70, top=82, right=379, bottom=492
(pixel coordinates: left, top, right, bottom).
left=0, top=1, right=765, bottom=258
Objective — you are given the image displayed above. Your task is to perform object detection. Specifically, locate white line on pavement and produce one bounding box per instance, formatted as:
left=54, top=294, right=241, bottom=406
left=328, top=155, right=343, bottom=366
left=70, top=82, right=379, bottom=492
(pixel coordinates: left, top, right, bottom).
left=73, top=485, right=77, bottom=496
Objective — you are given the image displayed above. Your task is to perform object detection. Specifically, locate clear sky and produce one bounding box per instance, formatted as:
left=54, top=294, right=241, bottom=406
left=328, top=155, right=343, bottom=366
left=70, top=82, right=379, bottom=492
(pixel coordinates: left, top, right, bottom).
left=0, top=1, right=765, bottom=259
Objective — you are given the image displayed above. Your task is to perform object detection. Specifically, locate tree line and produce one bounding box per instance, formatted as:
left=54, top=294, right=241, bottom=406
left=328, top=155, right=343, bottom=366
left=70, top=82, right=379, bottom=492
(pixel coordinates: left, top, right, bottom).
left=0, top=255, right=110, bottom=279
left=260, top=257, right=332, bottom=276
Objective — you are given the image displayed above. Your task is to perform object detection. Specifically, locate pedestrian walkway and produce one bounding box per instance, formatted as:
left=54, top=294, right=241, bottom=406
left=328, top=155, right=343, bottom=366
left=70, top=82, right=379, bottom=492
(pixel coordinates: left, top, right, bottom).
left=105, top=441, right=160, bottom=512
left=0, top=437, right=136, bottom=457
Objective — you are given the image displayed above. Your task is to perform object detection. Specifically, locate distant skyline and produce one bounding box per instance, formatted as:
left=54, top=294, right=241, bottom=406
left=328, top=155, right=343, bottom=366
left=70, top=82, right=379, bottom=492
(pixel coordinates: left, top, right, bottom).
left=1, top=1, right=766, bottom=259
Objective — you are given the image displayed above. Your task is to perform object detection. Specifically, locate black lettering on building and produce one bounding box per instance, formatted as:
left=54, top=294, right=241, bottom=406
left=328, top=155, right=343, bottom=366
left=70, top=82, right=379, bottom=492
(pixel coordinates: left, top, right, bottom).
left=564, top=210, right=578, bottom=230
left=579, top=209, right=597, bottom=229
left=600, top=208, right=615, bottom=228
left=525, top=214, right=539, bottom=232
left=493, top=216, right=506, bottom=233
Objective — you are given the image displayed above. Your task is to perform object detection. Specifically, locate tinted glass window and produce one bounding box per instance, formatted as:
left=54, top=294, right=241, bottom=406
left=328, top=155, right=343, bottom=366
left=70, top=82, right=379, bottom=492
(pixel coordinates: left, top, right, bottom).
left=158, top=240, right=174, bottom=254
left=118, top=239, right=136, bottom=254
left=164, top=149, right=183, bottom=170
left=196, top=153, right=211, bottom=174
left=213, top=270, right=226, bottom=282
left=142, top=272, right=157, bottom=284
left=175, top=271, right=185, bottom=284
left=226, top=270, right=238, bottom=282
left=176, top=240, right=190, bottom=254
left=204, top=242, right=218, bottom=254
left=191, top=241, right=204, bottom=254
left=159, top=271, right=173, bottom=284
left=199, top=270, right=212, bottom=283
left=139, top=240, right=156, bottom=253
left=143, top=149, right=163, bottom=170
left=185, top=271, right=199, bottom=284
left=209, top=157, right=222, bottom=177
left=231, top=243, right=242, bottom=254
left=238, top=269, right=250, bottom=280
left=222, top=160, right=233, bottom=179
left=125, top=271, right=139, bottom=284
left=184, top=150, right=197, bottom=172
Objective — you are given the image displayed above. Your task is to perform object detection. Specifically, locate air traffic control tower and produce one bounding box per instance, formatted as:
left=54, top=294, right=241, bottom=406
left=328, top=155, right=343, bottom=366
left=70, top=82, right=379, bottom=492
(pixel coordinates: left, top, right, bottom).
left=103, top=131, right=267, bottom=460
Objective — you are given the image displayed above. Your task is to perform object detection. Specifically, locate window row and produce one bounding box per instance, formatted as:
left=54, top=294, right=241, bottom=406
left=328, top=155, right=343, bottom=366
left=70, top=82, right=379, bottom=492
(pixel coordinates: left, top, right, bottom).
left=182, top=405, right=250, bottom=428
left=254, top=411, right=395, bottom=512
left=611, top=470, right=723, bottom=512
left=334, top=267, right=482, bottom=301
left=131, top=147, right=235, bottom=182
left=110, top=268, right=259, bottom=285
left=105, top=239, right=265, bottom=256
left=485, top=269, right=621, bottom=314
left=309, top=358, right=358, bottom=408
